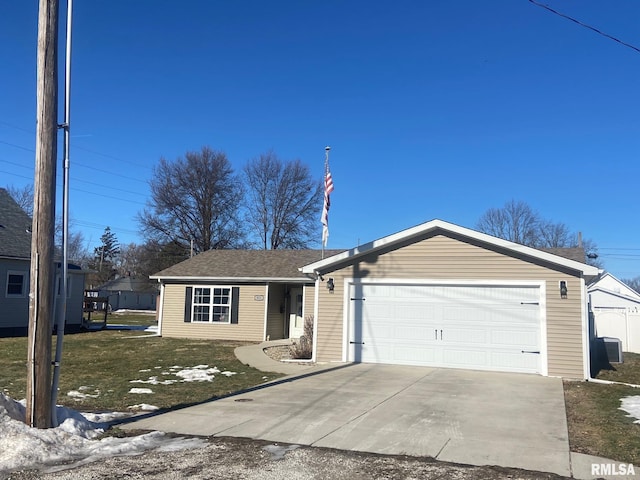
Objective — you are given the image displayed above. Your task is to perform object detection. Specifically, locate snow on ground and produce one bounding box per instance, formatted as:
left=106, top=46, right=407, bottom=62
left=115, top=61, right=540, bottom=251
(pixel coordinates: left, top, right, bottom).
left=0, top=393, right=206, bottom=474
left=620, top=396, right=640, bottom=423
left=131, top=364, right=237, bottom=384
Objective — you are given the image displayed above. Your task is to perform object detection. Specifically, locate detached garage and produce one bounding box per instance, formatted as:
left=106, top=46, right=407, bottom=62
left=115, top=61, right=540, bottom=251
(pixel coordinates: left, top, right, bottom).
left=302, top=219, right=600, bottom=378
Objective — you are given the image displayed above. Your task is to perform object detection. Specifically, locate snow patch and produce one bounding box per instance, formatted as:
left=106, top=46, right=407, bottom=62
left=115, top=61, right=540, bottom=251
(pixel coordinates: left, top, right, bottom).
left=0, top=393, right=205, bottom=473
left=128, top=388, right=153, bottom=394
left=620, top=395, right=640, bottom=423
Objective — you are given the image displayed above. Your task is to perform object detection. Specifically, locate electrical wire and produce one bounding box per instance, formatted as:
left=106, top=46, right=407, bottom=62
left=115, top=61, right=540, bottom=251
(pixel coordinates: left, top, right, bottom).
left=528, top=0, right=640, bottom=55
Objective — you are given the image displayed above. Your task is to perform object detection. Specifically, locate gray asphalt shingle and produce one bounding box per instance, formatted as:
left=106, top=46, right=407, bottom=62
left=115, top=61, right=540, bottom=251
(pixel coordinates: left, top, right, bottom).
left=0, top=188, right=32, bottom=259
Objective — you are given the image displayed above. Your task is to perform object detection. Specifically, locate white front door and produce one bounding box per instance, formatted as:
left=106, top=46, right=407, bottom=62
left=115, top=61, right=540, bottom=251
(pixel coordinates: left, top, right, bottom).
left=348, top=283, right=542, bottom=374
left=289, top=287, right=304, bottom=339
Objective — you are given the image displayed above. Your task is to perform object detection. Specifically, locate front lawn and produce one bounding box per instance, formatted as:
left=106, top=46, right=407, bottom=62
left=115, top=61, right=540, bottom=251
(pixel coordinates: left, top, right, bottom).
left=0, top=317, right=282, bottom=413
left=564, top=352, right=640, bottom=465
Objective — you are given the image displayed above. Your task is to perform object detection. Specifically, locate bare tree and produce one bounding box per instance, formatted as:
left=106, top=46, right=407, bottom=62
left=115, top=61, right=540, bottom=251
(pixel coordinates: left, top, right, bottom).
left=477, top=200, right=603, bottom=267
left=243, top=152, right=322, bottom=249
left=6, top=184, right=34, bottom=217
left=476, top=200, right=541, bottom=246
left=538, top=221, right=573, bottom=248
left=138, top=146, right=245, bottom=253
left=622, top=277, right=640, bottom=294
left=580, top=237, right=604, bottom=268
left=7, top=184, right=89, bottom=265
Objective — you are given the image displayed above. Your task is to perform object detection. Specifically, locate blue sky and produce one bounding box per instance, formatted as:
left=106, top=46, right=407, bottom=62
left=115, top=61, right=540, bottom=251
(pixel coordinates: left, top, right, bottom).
left=1, top=1, right=639, bottom=278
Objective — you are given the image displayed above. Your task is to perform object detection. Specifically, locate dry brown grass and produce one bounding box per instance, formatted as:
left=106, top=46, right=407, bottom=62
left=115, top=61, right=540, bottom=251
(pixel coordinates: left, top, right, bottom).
left=564, top=352, right=640, bottom=464
left=0, top=316, right=283, bottom=412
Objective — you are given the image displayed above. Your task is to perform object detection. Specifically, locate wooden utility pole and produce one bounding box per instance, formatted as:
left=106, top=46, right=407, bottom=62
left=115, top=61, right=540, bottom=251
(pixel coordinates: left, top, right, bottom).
left=26, top=0, right=59, bottom=429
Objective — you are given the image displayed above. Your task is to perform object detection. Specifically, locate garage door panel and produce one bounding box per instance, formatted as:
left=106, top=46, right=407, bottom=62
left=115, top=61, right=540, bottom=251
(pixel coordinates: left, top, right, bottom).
left=441, top=327, right=488, bottom=344
left=349, top=283, right=542, bottom=374
left=491, top=352, right=539, bottom=371
left=491, top=330, right=538, bottom=347
left=442, top=349, right=488, bottom=366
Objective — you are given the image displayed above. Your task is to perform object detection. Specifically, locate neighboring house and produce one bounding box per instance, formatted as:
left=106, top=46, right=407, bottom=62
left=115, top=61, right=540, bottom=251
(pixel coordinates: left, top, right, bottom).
left=588, top=273, right=640, bottom=353
left=97, top=276, right=158, bottom=311
left=152, top=219, right=600, bottom=378
left=0, top=188, right=87, bottom=336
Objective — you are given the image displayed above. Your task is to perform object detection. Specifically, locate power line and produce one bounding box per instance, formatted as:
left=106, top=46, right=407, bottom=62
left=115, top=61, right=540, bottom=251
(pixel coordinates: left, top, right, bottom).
left=0, top=138, right=149, bottom=184
left=0, top=158, right=148, bottom=198
left=528, top=0, right=640, bottom=55
left=0, top=119, right=154, bottom=171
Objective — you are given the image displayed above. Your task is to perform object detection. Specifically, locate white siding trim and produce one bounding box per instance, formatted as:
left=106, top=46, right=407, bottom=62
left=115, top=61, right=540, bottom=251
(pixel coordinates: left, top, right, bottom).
left=263, top=284, right=269, bottom=341
left=581, top=278, right=590, bottom=380
left=341, top=277, right=353, bottom=362
left=539, top=281, right=548, bottom=377
left=157, top=282, right=165, bottom=336
left=311, top=277, right=320, bottom=363
left=302, top=219, right=600, bottom=276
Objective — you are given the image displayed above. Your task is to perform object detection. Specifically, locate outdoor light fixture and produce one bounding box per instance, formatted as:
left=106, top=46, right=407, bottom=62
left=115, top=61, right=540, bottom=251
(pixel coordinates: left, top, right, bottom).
left=327, top=277, right=335, bottom=292
left=560, top=281, right=568, bottom=299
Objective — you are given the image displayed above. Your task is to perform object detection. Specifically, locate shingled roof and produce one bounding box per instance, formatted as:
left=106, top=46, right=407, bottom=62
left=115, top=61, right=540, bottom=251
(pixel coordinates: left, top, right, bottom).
left=151, top=249, right=345, bottom=281
left=0, top=188, right=32, bottom=260
left=541, top=247, right=586, bottom=264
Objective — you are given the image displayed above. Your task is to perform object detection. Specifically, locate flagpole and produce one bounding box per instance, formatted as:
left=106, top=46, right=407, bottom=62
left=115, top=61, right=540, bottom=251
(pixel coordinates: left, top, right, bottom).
left=322, top=146, right=330, bottom=259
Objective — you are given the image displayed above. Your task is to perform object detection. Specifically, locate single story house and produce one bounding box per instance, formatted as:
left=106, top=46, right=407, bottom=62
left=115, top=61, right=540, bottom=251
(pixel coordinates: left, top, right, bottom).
left=96, top=276, right=158, bottom=311
left=0, top=188, right=87, bottom=336
left=588, top=273, right=640, bottom=353
left=151, top=219, right=600, bottom=378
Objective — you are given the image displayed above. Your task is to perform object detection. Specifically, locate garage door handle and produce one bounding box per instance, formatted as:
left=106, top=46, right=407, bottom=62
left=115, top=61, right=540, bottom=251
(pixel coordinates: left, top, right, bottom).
left=521, top=350, right=540, bottom=354
left=521, top=302, right=539, bottom=305
left=350, top=298, right=366, bottom=301
left=349, top=341, right=365, bottom=345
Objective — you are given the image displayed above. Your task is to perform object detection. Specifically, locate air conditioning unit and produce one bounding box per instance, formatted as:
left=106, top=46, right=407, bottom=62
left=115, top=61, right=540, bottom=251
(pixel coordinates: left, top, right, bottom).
left=601, top=337, right=624, bottom=364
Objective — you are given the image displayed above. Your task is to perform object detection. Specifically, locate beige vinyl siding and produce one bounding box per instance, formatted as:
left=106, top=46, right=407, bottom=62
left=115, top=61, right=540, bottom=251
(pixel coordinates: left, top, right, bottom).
left=265, top=283, right=285, bottom=340
left=315, top=234, right=586, bottom=378
left=303, top=284, right=315, bottom=320
left=161, top=283, right=266, bottom=341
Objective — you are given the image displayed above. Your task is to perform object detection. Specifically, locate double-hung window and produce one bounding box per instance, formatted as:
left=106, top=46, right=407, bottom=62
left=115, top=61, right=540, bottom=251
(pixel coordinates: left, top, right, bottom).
left=192, top=287, right=232, bottom=323
left=6, top=271, right=26, bottom=297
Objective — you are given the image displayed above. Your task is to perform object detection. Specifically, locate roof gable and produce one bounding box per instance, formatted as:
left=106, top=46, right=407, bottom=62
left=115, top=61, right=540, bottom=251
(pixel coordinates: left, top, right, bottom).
left=588, top=272, right=640, bottom=301
left=151, top=249, right=344, bottom=281
left=301, top=219, right=600, bottom=277
left=0, top=188, right=32, bottom=259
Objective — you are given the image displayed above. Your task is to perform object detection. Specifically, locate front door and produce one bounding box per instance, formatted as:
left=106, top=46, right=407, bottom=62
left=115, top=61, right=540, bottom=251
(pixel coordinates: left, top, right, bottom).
left=289, top=287, right=304, bottom=339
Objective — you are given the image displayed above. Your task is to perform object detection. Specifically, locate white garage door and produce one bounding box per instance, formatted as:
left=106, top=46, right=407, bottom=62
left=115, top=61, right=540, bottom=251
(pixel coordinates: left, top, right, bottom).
left=347, top=283, right=542, bottom=374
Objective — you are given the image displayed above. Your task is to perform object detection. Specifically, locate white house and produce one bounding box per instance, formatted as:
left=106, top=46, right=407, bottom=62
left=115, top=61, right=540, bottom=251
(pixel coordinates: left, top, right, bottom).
left=588, top=273, right=640, bottom=353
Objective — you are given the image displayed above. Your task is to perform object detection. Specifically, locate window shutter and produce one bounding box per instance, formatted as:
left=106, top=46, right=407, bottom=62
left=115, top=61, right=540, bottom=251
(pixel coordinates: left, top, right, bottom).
left=184, top=287, right=193, bottom=323
left=231, top=287, right=239, bottom=324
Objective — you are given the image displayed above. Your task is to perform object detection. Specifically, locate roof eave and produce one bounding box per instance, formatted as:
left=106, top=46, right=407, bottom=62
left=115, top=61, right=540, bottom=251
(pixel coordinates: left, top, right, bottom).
left=149, top=275, right=313, bottom=283
left=301, top=219, right=600, bottom=276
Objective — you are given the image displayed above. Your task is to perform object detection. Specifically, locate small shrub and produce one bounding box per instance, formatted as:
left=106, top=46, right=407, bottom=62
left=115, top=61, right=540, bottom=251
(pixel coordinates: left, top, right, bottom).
left=289, top=315, right=314, bottom=360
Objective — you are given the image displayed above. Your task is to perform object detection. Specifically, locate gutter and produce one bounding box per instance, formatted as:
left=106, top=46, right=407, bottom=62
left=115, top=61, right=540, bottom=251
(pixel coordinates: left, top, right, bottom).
left=149, top=276, right=311, bottom=283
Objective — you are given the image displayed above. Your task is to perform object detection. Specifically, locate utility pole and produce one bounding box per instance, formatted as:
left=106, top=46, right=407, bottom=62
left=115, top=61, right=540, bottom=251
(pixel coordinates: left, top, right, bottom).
left=26, top=0, right=59, bottom=429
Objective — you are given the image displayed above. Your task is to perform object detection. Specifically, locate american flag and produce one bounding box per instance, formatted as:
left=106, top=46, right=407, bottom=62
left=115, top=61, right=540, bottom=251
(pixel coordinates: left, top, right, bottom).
left=321, top=150, right=334, bottom=247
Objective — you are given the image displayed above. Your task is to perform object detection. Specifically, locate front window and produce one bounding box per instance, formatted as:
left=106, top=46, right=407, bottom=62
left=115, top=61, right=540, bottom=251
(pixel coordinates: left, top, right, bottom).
left=6, top=271, right=26, bottom=297
left=192, top=287, right=231, bottom=323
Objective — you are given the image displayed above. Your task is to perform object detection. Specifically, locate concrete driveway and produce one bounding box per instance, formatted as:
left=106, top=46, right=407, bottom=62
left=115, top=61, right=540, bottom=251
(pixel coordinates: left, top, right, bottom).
left=120, top=364, right=571, bottom=476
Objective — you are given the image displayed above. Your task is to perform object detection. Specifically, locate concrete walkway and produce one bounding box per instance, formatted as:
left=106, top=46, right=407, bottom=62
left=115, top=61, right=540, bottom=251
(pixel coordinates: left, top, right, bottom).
left=120, top=342, right=638, bottom=480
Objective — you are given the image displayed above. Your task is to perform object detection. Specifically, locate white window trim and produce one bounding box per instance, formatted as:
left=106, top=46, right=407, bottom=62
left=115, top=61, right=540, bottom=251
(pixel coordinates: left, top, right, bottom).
left=191, top=286, right=233, bottom=324
left=6, top=270, right=27, bottom=298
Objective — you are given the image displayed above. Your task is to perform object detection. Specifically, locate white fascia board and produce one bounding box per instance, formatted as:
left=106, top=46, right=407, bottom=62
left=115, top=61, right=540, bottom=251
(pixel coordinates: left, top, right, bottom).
left=301, top=219, right=600, bottom=276
left=149, top=276, right=313, bottom=283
